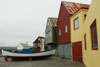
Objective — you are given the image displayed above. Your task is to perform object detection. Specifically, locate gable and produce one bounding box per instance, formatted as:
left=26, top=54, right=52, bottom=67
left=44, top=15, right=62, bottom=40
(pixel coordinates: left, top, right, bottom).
left=57, top=1, right=89, bottom=24
left=57, top=2, right=70, bottom=24
left=45, top=18, right=57, bottom=33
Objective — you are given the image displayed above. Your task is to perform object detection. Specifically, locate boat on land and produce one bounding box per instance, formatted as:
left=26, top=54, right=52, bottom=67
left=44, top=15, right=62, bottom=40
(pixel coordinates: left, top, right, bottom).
left=2, top=49, right=55, bottom=61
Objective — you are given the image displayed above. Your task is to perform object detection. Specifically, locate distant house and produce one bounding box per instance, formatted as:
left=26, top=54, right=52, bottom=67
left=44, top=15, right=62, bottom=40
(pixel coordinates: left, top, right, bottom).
left=17, top=42, right=31, bottom=50
left=33, top=36, right=45, bottom=52
left=57, top=1, right=89, bottom=59
left=71, top=6, right=89, bottom=62
left=45, top=17, right=57, bottom=50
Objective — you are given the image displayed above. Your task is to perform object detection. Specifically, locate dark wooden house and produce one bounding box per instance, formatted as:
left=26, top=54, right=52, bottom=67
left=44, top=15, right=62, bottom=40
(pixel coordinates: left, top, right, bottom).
left=45, top=17, right=57, bottom=50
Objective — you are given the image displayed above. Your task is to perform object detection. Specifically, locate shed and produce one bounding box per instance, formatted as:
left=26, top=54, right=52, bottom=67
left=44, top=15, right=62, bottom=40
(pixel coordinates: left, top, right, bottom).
left=33, top=36, right=45, bottom=52
left=45, top=17, right=57, bottom=49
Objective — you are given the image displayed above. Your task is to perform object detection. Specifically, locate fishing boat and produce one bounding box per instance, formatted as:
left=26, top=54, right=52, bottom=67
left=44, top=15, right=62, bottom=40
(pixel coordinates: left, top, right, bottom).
left=2, top=49, right=55, bottom=61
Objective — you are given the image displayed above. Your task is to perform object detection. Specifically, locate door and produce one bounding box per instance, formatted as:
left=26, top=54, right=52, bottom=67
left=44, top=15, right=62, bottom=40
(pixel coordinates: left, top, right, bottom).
left=72, top=41, right=82, bottom=62
left=58, top=43, right=71, bottom=59
left=58, top=45, right=64, bottom=58
left=64, top=43, right=71, bottom=59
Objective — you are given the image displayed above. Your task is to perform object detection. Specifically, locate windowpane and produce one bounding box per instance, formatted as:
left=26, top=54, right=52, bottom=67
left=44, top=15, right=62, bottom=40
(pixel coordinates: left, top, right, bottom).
left=84, top=34, right=87, bottom=50
left=84, top=14, right=87, bottom=20
left=74, top=18, right=79, bottom=30
left=49, top=31, right=51, bottom=37
left=65, top=25, right=68, bottom=32
left=91, top=20, right=98, bottom=50
left=59, top=29, right=61, bottom=36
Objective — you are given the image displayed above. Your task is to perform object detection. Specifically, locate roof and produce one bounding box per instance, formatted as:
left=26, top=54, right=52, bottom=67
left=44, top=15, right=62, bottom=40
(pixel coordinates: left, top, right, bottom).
left=19, top=43, right=31, bottom=48
left=48, top=17, right=57, bottom=27
left=62, top=1, right=89, bottom=15
left=33, top=36, right=45, bottom=43
left=37, top=36, right=45, bottom=39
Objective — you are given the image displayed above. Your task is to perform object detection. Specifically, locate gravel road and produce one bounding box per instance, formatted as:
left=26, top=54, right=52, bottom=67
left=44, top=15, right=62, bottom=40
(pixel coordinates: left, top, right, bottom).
left=0, top=56, right=85, bottom=67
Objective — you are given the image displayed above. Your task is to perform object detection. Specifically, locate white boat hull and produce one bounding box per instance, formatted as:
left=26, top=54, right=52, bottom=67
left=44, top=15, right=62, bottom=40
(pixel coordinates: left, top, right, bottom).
left=2, top=49, right=55, bottom=61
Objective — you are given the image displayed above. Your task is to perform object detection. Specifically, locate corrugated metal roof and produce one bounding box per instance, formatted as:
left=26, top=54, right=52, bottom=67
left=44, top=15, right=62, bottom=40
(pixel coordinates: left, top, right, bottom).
left=63, top=1, right=89, bottom=14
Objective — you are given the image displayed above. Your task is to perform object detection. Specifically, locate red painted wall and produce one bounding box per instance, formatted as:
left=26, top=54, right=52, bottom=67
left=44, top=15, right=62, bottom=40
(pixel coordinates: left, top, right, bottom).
left=33, top=39, right=40, bottom=52
left=34, top=47, right=40, bottom=52
left=57, top=2, right=71, bottom=45
left=72, top=41, right=82, bottom=62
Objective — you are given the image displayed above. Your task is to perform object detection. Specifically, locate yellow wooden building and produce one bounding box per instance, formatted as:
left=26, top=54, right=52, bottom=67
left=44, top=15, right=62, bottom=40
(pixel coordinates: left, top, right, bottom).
left=82, top=0, right=100, bottom=67
left=71, top=9, right=89, bottom=62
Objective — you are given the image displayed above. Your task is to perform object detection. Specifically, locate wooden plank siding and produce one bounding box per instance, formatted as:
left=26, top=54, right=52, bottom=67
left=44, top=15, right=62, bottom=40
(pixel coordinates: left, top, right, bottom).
left=57, top=2, right=71, bottom=45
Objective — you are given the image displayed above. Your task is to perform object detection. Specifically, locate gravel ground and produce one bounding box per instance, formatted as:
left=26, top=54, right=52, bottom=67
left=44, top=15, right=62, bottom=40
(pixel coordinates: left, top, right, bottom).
left=0, top=56, right=85, bottom=67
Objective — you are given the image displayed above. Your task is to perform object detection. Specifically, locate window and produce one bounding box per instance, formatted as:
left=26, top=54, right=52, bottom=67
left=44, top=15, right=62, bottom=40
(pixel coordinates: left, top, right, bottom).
left=65, top=25, right=68, bottom=32
left=47, top=19, right=51, bottom=26
left=49, top=31, right=51, bottom=37
left=84, top=34, right=87, bottom=50
left=59, top=29, right=61, bottom=36
left=90, top=20, right=98, bottom=50
left=74, top=18, right=79, bottom=30
left=47, top=20, right=49, bottom=26
left=84, top=14, right=87, bottom=20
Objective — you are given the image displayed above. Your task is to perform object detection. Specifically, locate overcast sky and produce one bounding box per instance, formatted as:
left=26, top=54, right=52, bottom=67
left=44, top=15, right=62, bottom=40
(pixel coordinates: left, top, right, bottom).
left=0, top=0, right=91, bottom=47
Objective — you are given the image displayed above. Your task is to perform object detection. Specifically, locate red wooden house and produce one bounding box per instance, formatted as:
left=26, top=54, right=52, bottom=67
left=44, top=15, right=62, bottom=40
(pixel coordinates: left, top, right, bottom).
left=57, top=1, right=89, bottom=59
